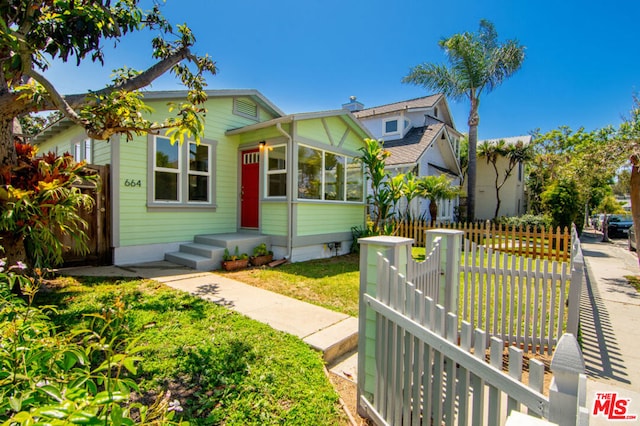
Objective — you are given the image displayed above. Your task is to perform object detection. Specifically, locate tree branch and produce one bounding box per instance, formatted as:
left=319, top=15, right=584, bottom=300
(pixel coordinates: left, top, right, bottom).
left=0, top=45, right=195, bottom=118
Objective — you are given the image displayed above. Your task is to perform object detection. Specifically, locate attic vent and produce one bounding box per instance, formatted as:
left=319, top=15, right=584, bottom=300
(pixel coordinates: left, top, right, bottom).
left=234, top=98, right=258, bottom=119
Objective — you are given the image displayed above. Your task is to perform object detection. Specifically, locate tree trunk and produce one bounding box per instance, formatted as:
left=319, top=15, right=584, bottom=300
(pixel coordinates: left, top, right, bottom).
left=467, top=97, right=479, bottom=222
left=429, top=199, right=438, bottom=223
left=0, top=118, right=17, bottom=171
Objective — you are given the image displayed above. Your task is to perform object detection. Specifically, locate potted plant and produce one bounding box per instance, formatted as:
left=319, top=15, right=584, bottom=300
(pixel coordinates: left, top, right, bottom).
left=250, top=243, right=273, bottom=266
left=221, top=246, right=249, bottom=271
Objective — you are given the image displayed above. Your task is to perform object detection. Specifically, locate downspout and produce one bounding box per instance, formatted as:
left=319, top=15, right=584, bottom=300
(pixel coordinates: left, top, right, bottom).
left=276, top=122, right=294, bottom=260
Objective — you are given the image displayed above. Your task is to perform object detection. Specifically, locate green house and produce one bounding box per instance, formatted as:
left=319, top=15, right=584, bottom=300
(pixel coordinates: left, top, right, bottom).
left=32, top=90, right=372, bottom=269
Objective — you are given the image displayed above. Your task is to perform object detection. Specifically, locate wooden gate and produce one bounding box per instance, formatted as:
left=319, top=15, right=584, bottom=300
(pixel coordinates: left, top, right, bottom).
left=61, top=165, right=111, bottom=266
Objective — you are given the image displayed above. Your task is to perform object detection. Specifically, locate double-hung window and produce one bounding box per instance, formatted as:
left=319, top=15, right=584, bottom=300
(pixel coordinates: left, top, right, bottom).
left=265, top=145, right=287, bottom=197
left=297, top=144, right=363, bottom=202
left=150, top=135, right=215, bottom=207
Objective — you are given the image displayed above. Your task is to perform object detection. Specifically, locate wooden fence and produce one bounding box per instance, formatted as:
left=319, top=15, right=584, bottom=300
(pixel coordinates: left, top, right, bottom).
left=396, top=220, right=571, bottom=262
left=357, top=235, right=589, bottom=426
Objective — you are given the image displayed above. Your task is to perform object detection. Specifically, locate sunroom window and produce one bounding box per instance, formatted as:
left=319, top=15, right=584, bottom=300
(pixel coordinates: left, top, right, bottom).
left=297, top=144, right=363, bottom=202
left=150, top=135, right=215, bottom=206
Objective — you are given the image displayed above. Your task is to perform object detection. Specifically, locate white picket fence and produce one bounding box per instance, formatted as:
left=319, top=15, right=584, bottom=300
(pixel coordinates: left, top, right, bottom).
left=357, top=232, right=588, bottom=426
left=406, top=225, right=584, bottom=354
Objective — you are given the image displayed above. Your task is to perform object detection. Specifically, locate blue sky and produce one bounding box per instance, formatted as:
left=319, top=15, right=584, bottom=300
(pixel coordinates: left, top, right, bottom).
left=44, top=0, right=640, bottom=140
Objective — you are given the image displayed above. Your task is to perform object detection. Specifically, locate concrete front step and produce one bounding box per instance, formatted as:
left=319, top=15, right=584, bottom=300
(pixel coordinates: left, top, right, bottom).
left=166, top=233, right=271, bottom=271
left=303, top=316, right=359, bottom=364
left=194, top=233, right=268, bottom=256
left=165, top=251, right=218, bottom=271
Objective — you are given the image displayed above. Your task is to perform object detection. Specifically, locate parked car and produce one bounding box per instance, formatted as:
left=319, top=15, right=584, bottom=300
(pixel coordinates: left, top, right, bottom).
left=629, top=224, right=636, bottom=251
left=607, top=214, right=633, bottom=238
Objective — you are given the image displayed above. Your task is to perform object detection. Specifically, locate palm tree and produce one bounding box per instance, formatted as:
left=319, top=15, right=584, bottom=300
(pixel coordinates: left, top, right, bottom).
left=418, top=175, right=461, bottom=223
left=403, top=19, right=525, bottom=221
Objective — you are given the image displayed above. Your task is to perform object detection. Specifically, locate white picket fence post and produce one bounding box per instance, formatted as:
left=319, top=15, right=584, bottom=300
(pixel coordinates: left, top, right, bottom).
left=425, top=229, right=464, bottom=315
left=567, top=226, right=584, bottom=337
left=548, top=333, right=586, bottom=425
left=356, top=235, right=413, bottom=419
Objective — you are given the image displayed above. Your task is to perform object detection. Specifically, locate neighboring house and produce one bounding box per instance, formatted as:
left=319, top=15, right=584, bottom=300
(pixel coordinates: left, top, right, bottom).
left=33, top=90, right=372, bottom=269
left=475, top=135, right=532, bottom=220
left=348, top=95, right=463, bottom=222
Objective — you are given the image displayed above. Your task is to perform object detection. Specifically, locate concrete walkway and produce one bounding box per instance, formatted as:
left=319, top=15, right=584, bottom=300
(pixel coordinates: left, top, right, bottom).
left=579, top=232, right=640, bottom=424
left=60, top=261, right=359, bottom=369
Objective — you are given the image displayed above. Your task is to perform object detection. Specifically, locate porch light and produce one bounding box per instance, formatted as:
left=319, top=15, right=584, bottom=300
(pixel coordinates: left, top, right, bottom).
left=259, top=140, right=266, bottom=149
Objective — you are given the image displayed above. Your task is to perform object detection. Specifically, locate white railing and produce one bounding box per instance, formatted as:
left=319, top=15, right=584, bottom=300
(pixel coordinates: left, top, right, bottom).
left=357, top=233, right=589, bottom=426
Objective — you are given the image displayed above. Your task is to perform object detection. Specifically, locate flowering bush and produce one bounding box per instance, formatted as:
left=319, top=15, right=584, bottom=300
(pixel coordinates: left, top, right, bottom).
left=0, top=142, right=95, bottom=269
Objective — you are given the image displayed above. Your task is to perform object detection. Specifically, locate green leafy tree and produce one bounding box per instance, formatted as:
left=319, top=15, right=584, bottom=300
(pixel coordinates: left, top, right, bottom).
left=478, top=138, right=533, bottom=219
left=1, top=0, right=216, bottom=168
left=417, top=174, right=461, bottom=222
left=1, top=1, right=215, bottom=269
left=541, top=178, right=582, bottom=230
left=528, top=127, right=616, bottom=222
left=403, top=19, right=525, bottom=221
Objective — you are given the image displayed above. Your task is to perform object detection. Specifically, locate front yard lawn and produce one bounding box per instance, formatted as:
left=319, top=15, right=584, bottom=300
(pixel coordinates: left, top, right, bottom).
left=35, top=276, right=347, bottom=425
left=219, top=253, right=361, bottom=317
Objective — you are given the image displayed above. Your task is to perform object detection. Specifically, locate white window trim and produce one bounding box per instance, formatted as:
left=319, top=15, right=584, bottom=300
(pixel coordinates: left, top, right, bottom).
left=382, top=117, right=401, bottom=137
left=265, top=144, right=287, bottom=199
left=297, top=143, right=363, bottom=203
left=147, top=135, right=217, bottom=209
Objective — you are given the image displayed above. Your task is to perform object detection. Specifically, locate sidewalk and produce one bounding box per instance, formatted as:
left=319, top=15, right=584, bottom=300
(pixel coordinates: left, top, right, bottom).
left=579, top=232, right=640, bottom=424
left=60, top=261, right=359, bottom=371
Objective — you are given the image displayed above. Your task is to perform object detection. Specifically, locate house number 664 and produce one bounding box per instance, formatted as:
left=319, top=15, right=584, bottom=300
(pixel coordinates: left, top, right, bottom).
left=124, top=179, right=142, bottom=187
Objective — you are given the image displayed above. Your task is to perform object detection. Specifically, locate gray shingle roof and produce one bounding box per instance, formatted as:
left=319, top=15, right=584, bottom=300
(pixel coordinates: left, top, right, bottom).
left=383, top=123, right=445, bottom=166
left=353, top=94, right=443, bottom=119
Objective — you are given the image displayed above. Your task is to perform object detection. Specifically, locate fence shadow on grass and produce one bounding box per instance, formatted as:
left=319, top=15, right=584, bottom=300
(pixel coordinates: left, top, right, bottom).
left=579, top=264, right=630, bottom=384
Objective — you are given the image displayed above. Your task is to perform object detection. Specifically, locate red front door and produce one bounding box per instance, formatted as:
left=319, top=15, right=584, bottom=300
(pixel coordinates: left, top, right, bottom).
left=241, top=148, right=260, bottom=228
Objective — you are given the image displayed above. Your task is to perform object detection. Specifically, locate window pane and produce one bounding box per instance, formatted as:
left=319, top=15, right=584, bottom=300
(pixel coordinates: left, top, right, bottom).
left=188, top=175, right=209, bottom=201
left=156, top=137, right=179, bottom=169
left=268, top=173, right=287, bottom=197
left=385, top=120, right=398, bottom=133
left=155, top=171, right=178, bottom=201
left=189, top=143, right=209, bottom=172
left=324, top=152, right=344, bottom=200
left=346, top=157, right=363, bottom=202
left=268, top=145, right=286, bottom=171
left=298, top=146, right=321, bottom=199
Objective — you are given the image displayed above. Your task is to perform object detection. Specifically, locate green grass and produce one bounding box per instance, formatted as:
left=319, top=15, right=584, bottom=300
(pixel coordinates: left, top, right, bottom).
left=36, top=277, right=347, bottom=426
left=223, top=250, right=570, bottom=346
left=219, top=254, right=360, bottom=317
left=624, top=275, right=640, bottom=292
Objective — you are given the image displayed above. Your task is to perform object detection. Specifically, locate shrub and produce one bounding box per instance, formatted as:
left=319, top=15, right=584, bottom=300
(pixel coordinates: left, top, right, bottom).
left=496, top=214, right=552, bottom=231
left=0, top=143, right=96, bottom=270
left=0, top=261, right=185, bottom=425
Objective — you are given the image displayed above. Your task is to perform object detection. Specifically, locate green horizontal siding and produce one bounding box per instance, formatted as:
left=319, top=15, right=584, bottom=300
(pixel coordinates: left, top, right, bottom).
left=93, top=140, right=110, bottom=165
left=261, top=203, right=288, bottom=236
left=296, top=203, right=364, bottom=236
left=117, top=96, right=269, bottom=247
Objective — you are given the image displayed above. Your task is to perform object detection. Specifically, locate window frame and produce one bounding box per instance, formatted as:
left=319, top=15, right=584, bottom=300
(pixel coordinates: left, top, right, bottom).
left=383, top=118, right=400, bottom=136
left=147, top=134, right=217, bottom=209
left=265, top=144, right=287, bottom=199
left=296, top=143, right=363, bottom=203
